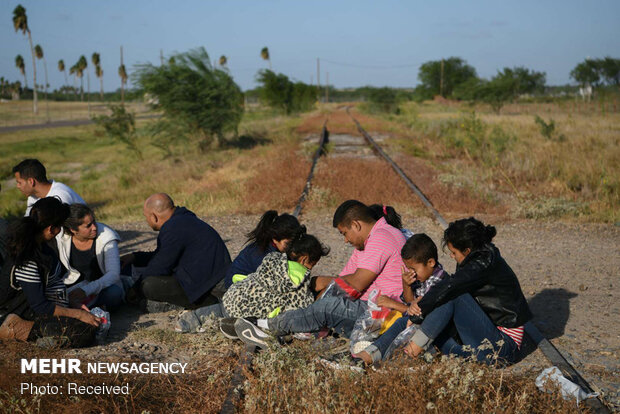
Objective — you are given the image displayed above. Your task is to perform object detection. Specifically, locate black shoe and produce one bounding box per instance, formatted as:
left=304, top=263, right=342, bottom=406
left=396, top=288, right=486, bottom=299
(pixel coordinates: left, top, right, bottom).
left=219, top=317, right=238, bottom=339
left=408, top=314, right=424, bottom=325
left=234, top=318, right=271, bottom=350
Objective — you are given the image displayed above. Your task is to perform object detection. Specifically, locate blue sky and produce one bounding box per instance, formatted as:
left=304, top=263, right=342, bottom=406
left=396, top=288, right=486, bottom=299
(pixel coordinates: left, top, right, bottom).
left=1, top=0, right=619, bottom=91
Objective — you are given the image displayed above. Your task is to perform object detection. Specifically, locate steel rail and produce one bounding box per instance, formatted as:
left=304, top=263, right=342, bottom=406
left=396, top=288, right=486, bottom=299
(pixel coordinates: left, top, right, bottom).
left=293, top=120, right=329, bottom=218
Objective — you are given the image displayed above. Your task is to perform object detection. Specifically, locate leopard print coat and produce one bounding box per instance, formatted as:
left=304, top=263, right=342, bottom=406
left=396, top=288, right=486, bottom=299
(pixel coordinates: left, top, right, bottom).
left=222, top=252, right=315, bottom=318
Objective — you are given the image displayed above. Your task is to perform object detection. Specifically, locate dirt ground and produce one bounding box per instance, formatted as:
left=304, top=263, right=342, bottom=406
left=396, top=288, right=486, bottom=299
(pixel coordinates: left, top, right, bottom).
left=53, top=213, right=615, bottom=410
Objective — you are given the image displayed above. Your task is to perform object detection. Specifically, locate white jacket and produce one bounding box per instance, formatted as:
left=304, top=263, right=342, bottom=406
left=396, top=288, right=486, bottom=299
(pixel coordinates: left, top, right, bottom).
left=56, top=223, right=122, bottom=297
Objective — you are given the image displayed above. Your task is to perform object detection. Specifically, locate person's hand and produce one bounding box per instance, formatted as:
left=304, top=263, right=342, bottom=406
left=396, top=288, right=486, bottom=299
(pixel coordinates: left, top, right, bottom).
left=120, top=253, right=134, bottom=268
left=407, top=296, right=423, bottom=316
left=77, top=309, right=101, bottom=327
left=401, top=265, right=416, bottom=285
left=68, top=288, right=87, bottom=308
left=376, top=295, right=395, bottom=308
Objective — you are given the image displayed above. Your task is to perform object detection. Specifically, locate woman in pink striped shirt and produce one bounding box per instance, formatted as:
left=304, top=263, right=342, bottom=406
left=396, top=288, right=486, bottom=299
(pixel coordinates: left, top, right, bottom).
left=405, top=217, right=532, bottom=365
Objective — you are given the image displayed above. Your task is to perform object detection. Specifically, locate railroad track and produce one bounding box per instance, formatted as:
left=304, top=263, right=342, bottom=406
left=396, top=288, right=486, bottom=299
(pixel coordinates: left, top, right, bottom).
left=220, top=109, right=609, bottom=413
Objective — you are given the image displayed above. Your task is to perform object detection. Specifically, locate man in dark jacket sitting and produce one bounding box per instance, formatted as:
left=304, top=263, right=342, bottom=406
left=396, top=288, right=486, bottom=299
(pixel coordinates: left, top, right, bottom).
left=122, top=193, right=231, bottom=310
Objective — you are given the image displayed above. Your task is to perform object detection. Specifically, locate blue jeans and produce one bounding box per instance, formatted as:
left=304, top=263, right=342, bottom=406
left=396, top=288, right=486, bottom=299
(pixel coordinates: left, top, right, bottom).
left=268, top=296, right=367, bottom=337
left=419, top=293, right=518, bottom=364
left=193, top=302, right=228, bottom=319
left=93, top=284, right=124, bottom=312
left=367, top=315, right=409, bottom=358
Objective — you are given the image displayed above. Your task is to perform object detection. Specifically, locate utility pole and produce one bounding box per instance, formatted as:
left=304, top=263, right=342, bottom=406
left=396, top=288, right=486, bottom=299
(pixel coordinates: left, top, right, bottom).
left=440, top=58, right=444, bottom=97
left=87, top=67, right=91, bottom=117
left=325, top=71, right=329, bottom=103
left=317, top=58, right=321, bottom=103
left=160, top=49, right=164, bottom=66
left=120, top=45, right=124, bottom=105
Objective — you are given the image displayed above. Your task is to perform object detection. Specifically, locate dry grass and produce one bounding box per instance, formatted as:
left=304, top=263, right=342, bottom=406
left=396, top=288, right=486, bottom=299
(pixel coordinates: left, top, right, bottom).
left=296, top=105, right=391, bottom=136
left=373, top=100, right=620, bottom=222
left=0, top=339, right=239, bottom=414
left=244, top=342, right=586, bottom=413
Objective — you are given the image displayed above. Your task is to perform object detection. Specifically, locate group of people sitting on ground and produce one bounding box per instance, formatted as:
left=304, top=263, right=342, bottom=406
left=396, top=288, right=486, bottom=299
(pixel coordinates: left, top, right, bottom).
left=0, top=158, right=532, bottom=367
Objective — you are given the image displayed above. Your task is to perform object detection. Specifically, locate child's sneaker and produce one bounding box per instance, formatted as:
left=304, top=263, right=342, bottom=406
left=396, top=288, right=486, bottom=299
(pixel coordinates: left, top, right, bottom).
left=234, top=318, right=271, bottom=350
left=219, top=317, right=239, bottom=339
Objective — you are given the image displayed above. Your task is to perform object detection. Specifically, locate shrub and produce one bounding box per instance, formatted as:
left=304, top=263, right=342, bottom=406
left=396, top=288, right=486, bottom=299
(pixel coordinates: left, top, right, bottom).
left=534, top=115, right=566, bottom=142
left=92, top=104, right=142, bottom=158
left=134, top=47, right=244, bottom=149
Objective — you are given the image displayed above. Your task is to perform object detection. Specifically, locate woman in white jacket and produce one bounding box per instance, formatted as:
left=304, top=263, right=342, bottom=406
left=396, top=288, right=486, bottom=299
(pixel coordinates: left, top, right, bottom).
left=56, top=204, right=123, bottom=311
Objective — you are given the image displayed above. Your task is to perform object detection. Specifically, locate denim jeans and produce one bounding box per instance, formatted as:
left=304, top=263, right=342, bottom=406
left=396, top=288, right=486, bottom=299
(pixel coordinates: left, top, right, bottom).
left=193, top=302, right=228, bottom=319
left=268, top=296, right=367, bottom=337
left=419, top=293, right=518, bottom=364
left=367, top=315, right=409, bottom=358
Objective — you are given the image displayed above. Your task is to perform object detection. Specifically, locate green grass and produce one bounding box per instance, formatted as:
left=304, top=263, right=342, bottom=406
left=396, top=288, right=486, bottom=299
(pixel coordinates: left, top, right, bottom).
left=0, top=108, right=304, bottom=222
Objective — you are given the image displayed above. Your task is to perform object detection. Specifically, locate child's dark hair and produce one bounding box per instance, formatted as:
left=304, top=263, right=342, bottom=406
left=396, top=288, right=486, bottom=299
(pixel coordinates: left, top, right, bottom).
left=286, top=231, right=330, bottom=264
left=8, top=197, right=70, bottom=267
left=246, top=210, right=302, bottom=252
left=332, top=200, right=375, bottom=228
left=64, top=203, right=95, bottom=234
left=401, top=233, right=438, bottom=263
left=442, top=217, right=496, bottom=252
left=369, top=204, right=403, bottom=229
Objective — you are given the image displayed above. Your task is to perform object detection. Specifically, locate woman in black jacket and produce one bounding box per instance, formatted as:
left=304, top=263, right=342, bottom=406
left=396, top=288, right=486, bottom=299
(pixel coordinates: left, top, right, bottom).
left=0, top=197, right=100, bottom=347
left=405, top=217, right=532, bottom=364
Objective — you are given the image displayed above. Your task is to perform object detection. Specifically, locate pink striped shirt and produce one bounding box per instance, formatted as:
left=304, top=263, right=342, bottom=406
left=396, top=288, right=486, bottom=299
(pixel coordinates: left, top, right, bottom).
left=339, top=217, right=406, bottom=301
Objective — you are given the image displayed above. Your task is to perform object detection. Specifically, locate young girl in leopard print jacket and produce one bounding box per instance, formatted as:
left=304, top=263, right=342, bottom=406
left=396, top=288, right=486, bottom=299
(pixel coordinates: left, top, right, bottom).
left=222, top=229, right=329, bottom=319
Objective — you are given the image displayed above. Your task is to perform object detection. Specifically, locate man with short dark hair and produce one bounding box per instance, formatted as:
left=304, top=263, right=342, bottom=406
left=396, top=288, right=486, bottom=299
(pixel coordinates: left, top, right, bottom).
left=12, top=159, right=85, bottom=216
left=234, top=199, right=407, bottom=348
left=122, top=193, right=232, bottom=310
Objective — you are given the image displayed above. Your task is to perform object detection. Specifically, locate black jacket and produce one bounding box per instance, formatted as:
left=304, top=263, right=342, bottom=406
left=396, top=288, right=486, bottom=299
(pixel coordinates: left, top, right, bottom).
left=418, top=244, right=532, bottom=328
left=134, top=207, right=231, bottom=303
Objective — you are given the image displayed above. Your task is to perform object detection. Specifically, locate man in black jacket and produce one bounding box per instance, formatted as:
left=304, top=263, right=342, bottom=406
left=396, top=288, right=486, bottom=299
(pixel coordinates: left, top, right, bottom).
left=122, top=193, right=231, bottom=310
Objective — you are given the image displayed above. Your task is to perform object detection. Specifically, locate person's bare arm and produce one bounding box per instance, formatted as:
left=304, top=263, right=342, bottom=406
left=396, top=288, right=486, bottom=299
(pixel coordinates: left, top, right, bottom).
left=311, top=276, right=335, bottom=293
left=376, top=295, right=408, bottom=313
left=341, top=268, right=378, bottom=292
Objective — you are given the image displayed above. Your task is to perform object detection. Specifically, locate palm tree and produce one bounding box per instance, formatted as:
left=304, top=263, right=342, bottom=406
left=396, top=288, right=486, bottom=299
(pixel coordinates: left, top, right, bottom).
left=58, top=59, right=69, bottom=96
left=13, top=4, right=38, bottom=114
left=260, top=47, right=271, bottom=70
left=69, top=63, right=79, bottom=100
left=76, top=55, right=87, bottom=101
left=92, top=52, right=104, bottom=100
left=15, top=54, right=27, bottom=88
left=118, top=64, right=127, bottom=105
left=34, top=44, right=49, bottom=117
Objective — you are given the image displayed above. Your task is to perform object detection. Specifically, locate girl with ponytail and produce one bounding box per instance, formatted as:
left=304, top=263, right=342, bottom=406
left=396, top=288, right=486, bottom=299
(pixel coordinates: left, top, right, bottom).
left=403, top=217, right=532, bottom=366
left=369, top=204, right=413, bottom=239
left=0, top=197, right=100, bottom=347
left=224, top=210, right=302, bottom=288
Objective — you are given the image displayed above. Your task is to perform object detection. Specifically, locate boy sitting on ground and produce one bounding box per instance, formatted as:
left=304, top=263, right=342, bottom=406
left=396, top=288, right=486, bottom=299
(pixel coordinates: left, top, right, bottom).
left=356, top=233, right=446, bottom=365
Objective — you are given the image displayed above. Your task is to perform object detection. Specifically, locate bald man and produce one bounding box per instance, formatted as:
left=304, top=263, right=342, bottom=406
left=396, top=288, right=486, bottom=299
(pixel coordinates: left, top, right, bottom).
left=122, top=193, right=231, bottom=310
